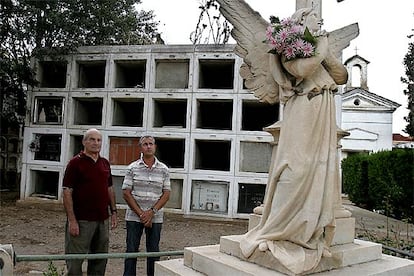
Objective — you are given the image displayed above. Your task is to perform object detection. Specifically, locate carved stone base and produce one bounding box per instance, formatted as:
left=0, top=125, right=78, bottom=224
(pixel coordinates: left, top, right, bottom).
left=156, top=238, right=414, bottom=276
left=156, top=200, right=414, bottom=275
left=248, top=214, right=355, bottom=246
left=156, top=213, right=414, bottom=275
left=219, top=235, right=382, bottom=275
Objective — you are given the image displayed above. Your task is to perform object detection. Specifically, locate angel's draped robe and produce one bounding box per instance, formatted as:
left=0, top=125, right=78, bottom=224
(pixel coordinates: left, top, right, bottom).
left=240, top=51, right=348, bottom=275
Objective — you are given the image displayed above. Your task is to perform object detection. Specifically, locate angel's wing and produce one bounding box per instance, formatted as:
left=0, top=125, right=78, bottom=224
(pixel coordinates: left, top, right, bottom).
left=328, top=23, right=359, bottom=58
left=216, top=0, right=283, bottom=104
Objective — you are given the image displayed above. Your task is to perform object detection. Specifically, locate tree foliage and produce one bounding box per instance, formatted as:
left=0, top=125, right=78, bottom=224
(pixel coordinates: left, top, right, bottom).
left=401, top=28, right=414, bottom=136
left=1, top=0, right=159, bottom=127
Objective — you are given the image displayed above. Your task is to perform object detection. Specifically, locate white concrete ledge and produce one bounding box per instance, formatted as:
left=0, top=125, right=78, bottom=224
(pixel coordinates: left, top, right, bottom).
left=156, top=236, right=414, bottom=276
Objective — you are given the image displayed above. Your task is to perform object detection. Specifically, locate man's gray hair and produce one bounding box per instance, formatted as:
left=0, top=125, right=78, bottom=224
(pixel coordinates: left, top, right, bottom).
left=83, top=128, right=101, bottom=141
left=139, top=135, right=156, bottom=146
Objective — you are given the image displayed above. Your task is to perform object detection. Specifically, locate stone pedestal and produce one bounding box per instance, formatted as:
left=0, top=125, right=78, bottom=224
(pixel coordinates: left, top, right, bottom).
left=156, top=238, right=414, bottom=276
left=248, top=213, right=356, bottom=246
left=218, top=235, right=383, bottom=275
left=156, top=215, right=414, bottom=275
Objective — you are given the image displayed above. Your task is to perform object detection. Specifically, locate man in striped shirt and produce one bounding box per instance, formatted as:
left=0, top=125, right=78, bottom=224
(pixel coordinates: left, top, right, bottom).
left=122, top=135, right=170, bottom=276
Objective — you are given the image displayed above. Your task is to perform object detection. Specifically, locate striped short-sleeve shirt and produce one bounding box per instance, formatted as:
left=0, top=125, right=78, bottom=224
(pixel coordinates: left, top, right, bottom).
left=122, top=158, right=170, bottom=223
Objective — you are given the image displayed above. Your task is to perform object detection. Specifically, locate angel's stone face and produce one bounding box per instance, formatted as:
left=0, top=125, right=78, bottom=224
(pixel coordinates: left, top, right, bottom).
left=303, top=11, right=321, bottom=32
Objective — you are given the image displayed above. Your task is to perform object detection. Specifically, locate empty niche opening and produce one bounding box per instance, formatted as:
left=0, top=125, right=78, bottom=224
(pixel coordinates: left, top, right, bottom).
left=8, top=156, right=17, bottom=170
left=34, top=97, right=64, bottom=124
left=109, top=137, right=140, bottom=165
left=1, top=159, right=13, bottom=188
left=112, top=175, right=125, bottom=204
left=242, top=100, right=279, bottom=131
left=194, top=139, right=231, bottom=171
left=112, top=98, right=144, bottom=127
left=196, top=99, right=233, bottom=130
left=238, top=183, right=265, bottom=214
left=153, top=99, right=187, bottom=128
left=155, top=138, right=185, bottom=168
left=0, top=136, right=6, bottom=152
left=165, top=178, right=183, bottom=209
left=8, top=138, right=19, bottom=153
left=69, top=135, right=83, bottom=157
left=155, top=59, right=189, bottom=89
left=32, top=134, right=62, bottom=162
left=191, top=180, right=229, bottom=213
left=240, top=141, right=271, bottom=173
left=114, top=60, right=146, bottom=88
left=198, top=59, right=234, bottom=89
left=2, top=170, right=19, bottom=190
left=77, top=61, right=106, bottom=88
left=73, top=97, right=103, bottom=125
left=38, top=60, right=67, bottom=88
left=30, top=170, right=59, bottom=199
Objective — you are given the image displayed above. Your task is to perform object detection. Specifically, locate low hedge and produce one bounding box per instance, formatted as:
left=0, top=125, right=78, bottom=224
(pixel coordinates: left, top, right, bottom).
left=342, top=148, right=413, bottom=222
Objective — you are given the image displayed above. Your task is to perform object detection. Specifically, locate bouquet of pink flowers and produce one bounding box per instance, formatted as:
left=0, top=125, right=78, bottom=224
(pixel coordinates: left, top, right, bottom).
left=265, top=17, right=318, bottom=60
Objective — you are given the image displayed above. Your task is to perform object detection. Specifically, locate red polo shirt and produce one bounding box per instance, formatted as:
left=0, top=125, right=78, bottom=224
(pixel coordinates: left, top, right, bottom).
left=63, top=152, right=113, bottom=221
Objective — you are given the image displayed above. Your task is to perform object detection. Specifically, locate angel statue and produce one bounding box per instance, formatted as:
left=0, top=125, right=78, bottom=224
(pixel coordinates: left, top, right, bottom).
left=216, top=0, right=359, bottom=274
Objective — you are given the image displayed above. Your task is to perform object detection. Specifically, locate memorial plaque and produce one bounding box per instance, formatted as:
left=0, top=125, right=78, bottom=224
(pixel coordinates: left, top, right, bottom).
left=191, top=180, right=229, bottom=213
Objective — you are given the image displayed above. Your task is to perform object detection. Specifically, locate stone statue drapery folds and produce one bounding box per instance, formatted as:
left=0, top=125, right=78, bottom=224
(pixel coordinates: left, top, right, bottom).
left=216, top=1, right=359, bottom=274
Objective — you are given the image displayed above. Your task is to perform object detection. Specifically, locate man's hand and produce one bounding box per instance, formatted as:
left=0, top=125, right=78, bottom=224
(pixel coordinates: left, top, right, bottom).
left=140, top=209, right=154, bottom=228
left=68, top=220, right=80, bottom=236
left=111, top=212, right=118, bottom=229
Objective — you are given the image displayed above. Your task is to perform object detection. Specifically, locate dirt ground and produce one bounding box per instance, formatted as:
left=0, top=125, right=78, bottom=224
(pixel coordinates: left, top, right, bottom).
left=0, top=192, right=413, bottom=276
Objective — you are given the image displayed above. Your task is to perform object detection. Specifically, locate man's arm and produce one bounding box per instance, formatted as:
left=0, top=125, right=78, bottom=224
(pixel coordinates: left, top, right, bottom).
left=108, top=186, right=117, bottom=213
left=152, top=190, right=170, bottom=212
left=108, top=186, right=118, bottom=229
left=141, top=189, right=170, bottom=227
left=123, top=188, right=144, bottom=217
left=62, top=188, right=79, bottom=236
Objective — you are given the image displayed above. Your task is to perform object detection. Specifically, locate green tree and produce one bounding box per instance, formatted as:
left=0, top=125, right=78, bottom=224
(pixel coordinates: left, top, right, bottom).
left=401, top=28, right=414, bottom=136
left=1, top=0, right=159, bottom=127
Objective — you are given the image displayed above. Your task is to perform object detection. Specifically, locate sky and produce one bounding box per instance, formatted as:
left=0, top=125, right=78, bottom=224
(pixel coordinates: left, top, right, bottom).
left=140, top=0, right=413, bottom=135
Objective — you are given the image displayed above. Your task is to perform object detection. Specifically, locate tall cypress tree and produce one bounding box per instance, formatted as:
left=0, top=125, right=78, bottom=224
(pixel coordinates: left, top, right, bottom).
left=401, top=29, right=414, bottom=136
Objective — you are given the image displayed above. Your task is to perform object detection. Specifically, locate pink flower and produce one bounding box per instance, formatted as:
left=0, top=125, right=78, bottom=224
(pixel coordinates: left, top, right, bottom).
left=281, top=17, right=294, bottom=27
left=284, top=45, right=297, bottom=59
left=266, top=25, right=274, bottom=39
left=290, top=24, right=303, bottom=35
left=269, top=37, right=278, bottom=48
left=277, top=29, right=289, bottom=42
left=293, top=39, right=306, bottom=50
left=301, top=42, right=315, bottom=57
left=265, top=16, right=318, bottom=60
left=275, top=42, right=284, bottom=54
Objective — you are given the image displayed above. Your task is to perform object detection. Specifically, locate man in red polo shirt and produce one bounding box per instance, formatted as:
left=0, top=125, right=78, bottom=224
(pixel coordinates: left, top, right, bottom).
left=63, top=128, right=118, bottom=275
